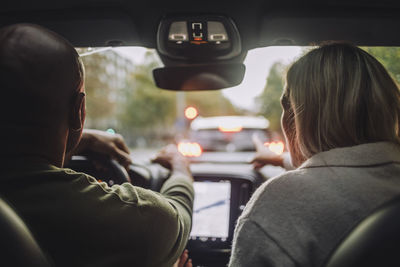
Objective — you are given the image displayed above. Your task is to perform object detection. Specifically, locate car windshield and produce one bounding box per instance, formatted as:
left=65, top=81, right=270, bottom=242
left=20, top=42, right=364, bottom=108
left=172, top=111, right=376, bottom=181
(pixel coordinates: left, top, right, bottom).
left=77, top=46, right=400, bottom=159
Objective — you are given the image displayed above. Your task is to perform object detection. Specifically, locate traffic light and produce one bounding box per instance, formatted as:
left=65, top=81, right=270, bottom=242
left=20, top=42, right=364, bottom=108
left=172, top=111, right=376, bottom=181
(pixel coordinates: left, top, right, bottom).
left=184, top=106, right=198, bottom=120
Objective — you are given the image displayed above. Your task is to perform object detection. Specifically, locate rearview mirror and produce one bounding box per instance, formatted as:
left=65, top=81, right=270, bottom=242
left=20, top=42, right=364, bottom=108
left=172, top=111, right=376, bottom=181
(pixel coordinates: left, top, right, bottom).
left=153, top=63, right=245, bottom=91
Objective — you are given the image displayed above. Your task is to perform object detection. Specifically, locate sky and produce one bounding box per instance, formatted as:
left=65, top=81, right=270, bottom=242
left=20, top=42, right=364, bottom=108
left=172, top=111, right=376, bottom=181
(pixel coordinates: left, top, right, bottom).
left=114, top=46, right=303, bottom=111
left=222, top=46, right=302, bottom=110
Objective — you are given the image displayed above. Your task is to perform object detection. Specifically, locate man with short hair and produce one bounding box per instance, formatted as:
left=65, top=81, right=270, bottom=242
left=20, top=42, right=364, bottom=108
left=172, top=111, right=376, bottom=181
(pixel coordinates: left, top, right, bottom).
left=0, top=23, right=194, bottom=267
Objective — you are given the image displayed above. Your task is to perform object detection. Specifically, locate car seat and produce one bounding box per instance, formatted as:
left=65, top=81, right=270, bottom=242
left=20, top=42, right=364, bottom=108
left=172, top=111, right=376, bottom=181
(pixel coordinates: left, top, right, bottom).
left=325, top=197, right=400, bottom=267
left=0, top=197, right=51, bottom=267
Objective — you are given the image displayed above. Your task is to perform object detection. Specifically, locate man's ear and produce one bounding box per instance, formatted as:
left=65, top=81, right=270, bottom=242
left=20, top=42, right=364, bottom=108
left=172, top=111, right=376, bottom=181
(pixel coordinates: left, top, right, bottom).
left=64, top=92, right=86, bottom=159
left=70, top=92, right=86, bottom=131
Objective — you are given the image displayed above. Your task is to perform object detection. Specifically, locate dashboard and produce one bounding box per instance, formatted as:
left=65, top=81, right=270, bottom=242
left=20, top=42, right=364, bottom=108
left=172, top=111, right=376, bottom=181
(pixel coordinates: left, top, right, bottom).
left=187, top=164, right=264, bottom=266
left=190, top=180, right=231, bottom=241
left=66, top=156, right=266, bottom=267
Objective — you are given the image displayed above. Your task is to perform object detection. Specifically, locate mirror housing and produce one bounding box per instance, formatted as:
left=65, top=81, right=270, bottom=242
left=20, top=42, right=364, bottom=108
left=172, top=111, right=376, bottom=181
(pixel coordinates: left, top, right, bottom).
left=154, top=15, right=246, bottom=91
left=153, top=63, right=245, bottom=91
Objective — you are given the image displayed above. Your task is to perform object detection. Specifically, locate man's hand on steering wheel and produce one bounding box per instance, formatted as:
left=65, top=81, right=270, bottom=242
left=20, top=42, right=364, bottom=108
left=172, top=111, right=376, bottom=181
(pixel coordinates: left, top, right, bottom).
left=152, top=144, right=193, bottom=181
left=72, top=129, right=132, bottom=171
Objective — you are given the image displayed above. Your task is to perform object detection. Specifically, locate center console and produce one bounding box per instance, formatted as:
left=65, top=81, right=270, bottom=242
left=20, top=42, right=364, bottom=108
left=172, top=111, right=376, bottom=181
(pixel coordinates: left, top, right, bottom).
left=187, top=170, right=261, bottom=266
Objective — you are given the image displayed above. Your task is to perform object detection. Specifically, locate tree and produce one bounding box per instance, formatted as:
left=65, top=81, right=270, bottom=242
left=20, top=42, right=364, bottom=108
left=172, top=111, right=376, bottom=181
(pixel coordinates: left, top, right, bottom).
left=118, top=73, right=176, bottom=129
left=256, top=62, right=286, bottom=132
left=116, top=51, right=177, bottom=146
left=117, top=51, right=240, bottom=131
left=79, top=48, right=242, bottom=147
left=77, top=48, right=135, bottom=130
left=185, top=91, right=239, bottom=117
left=80, top=52, right=116, bottom=128
left=363, top=47, right=400, bottom=83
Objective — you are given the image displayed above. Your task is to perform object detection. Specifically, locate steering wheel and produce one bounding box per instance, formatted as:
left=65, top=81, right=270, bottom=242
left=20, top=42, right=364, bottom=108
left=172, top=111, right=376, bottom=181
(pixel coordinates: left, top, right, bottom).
left=65, top=154, right=168, bottom=191
left=128, top=162, right=170, bottom=191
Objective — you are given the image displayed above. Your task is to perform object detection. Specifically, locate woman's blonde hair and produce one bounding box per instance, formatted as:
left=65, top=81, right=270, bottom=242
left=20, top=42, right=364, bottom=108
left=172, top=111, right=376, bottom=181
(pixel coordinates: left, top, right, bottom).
left=284, top=43, right=400, bottom=163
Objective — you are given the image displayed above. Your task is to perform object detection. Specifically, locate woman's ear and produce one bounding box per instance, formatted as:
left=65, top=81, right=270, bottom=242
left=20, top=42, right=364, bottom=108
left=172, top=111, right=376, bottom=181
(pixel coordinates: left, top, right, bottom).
left=281, top=94, right=305, bottom=167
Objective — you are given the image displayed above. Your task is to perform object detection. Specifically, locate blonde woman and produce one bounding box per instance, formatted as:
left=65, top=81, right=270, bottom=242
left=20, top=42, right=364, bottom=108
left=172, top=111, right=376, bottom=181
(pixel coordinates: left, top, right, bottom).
left=229, top=43, right=400, bottom=267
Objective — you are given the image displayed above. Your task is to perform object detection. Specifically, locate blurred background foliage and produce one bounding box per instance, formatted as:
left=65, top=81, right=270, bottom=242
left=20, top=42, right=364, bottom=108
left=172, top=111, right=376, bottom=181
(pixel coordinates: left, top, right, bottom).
left=256, top=47, right=400, bottom=135
left=363, top=47, right=400, bottom=83
left=256, top=62, right=286, bottom=133
left=77, top=46, right=400, bottom=148
left=78, top=48, right=241, bottom=148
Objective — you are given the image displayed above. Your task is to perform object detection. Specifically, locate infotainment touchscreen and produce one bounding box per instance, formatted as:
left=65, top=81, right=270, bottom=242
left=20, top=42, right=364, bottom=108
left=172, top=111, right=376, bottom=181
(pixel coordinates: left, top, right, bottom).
left=190, top=180, right=231, bottom=240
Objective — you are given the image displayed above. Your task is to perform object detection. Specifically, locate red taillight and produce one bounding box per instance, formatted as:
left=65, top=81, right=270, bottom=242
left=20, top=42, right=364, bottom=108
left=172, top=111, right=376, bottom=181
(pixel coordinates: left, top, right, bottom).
left=218, top=126, right=243, bottom=133
left=263, top=141, right=285, bottom=155
left=178, top=142, right=203, bottom=157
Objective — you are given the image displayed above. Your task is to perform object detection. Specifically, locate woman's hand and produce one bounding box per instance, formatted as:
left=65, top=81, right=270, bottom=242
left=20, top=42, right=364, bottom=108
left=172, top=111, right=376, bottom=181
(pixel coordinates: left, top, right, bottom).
left=173, top=249, right=193, bottom=267
left=251, top=134, right=284, bottom=169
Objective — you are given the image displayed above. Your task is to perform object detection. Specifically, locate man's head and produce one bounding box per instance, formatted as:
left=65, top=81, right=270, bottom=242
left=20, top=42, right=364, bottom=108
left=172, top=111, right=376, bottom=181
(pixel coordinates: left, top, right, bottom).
left=0, top=24, right=85, bottom=166
left=282, top=43, right=400, bottom=167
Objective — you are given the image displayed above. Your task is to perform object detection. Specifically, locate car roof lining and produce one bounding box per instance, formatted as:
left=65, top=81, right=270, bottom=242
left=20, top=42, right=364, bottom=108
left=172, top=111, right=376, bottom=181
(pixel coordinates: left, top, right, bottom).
left=1, top=1, right=400, bottom=48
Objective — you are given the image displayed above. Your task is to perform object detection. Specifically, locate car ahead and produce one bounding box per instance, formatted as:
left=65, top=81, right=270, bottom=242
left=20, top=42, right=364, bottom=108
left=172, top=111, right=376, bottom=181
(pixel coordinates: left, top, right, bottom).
left=186, top=115, right=272, bottom=153
left=1, top=1, right=400, bottom=267
left=177, top=116, right=285, bottom=168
